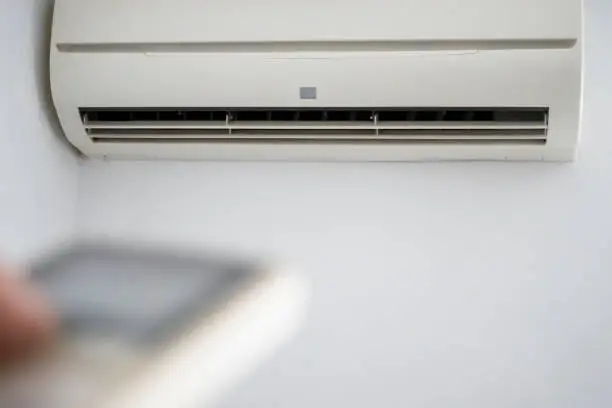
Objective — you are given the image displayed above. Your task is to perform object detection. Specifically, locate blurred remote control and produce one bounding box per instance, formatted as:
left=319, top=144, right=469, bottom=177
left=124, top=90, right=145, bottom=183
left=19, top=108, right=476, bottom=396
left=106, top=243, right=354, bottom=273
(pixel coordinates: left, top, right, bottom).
left=0, top=244, right=307, bottom=408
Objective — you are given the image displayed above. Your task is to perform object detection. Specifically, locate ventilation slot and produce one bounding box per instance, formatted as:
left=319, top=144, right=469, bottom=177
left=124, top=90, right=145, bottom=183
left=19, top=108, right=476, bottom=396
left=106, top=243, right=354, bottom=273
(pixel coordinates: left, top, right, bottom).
left=81, top=108, right=548, bottom=146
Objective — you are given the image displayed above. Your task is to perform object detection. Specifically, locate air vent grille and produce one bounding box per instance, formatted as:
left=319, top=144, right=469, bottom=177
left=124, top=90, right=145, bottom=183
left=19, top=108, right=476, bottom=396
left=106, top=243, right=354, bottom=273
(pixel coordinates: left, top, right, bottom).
left=80, top=108, right=548, bottom=145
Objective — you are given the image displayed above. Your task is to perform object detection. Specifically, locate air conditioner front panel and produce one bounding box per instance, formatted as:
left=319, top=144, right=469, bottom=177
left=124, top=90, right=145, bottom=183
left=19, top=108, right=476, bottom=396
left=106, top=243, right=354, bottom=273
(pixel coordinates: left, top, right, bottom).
left=50, top=0, right=583, bottom=161
left=52, top=49, right=579, bottom=107
left=51, top=46, right=581, bottom=158
left=53, top=0, right=579, bottom=45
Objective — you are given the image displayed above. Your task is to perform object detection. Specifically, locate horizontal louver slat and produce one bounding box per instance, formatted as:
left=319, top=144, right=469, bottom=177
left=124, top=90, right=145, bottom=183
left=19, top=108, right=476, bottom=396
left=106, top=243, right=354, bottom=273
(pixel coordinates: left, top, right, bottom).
left=80, top=107, right=548, bottom=146
left=84, top=121, right=546, bottom=130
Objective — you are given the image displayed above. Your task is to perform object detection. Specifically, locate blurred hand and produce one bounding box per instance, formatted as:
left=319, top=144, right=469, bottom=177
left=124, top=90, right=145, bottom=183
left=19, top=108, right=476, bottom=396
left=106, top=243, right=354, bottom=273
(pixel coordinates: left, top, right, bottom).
left=0, top=268, right=56, bottom=366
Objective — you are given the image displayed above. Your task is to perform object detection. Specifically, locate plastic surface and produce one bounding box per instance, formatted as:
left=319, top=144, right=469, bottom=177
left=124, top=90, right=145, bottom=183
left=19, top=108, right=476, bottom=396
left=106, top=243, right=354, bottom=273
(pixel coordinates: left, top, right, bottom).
left=50, top=0, right=583, bottom=161
left=52, top=0, right=580, bottom=44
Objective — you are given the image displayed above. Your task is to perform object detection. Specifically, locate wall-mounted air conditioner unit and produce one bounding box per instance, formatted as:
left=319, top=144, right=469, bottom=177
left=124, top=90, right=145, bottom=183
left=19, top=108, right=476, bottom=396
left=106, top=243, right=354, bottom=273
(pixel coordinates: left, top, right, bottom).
left=50, top=0, right=583, bottom=161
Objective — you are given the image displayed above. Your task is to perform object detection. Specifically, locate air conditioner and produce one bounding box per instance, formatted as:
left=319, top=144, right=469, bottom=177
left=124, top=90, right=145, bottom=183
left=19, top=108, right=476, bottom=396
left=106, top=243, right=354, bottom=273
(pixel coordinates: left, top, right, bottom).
left=50, top=0, right=583, bottom=162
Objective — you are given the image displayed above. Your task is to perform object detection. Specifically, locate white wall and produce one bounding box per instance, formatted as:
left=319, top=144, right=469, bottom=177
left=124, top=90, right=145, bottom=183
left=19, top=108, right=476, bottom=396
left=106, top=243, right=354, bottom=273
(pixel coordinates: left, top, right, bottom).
left=0, top=0, right=79, bottom=263
left=73, top=1, right=612, bottom=407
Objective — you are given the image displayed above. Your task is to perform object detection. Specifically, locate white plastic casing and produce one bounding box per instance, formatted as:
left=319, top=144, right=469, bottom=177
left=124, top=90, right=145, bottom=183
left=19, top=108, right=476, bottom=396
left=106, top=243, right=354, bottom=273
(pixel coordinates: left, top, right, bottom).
left=50, top=0, right=583, bottom=161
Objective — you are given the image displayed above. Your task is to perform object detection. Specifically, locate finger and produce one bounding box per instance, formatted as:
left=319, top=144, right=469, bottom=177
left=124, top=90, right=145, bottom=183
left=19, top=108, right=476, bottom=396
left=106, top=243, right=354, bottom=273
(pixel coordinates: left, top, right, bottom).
left=0, top=271, right=57, bottom=364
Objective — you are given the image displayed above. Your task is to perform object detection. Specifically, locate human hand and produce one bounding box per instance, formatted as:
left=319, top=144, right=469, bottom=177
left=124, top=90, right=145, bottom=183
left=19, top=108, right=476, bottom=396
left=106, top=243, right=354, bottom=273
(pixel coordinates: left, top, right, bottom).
left=0, top=268, right=56, bottom=366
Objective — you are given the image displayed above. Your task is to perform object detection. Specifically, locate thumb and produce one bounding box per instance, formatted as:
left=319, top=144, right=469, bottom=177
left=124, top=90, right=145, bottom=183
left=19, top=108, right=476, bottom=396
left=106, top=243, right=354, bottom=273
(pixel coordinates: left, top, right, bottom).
left=0, top=268, right=57, bottom=365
